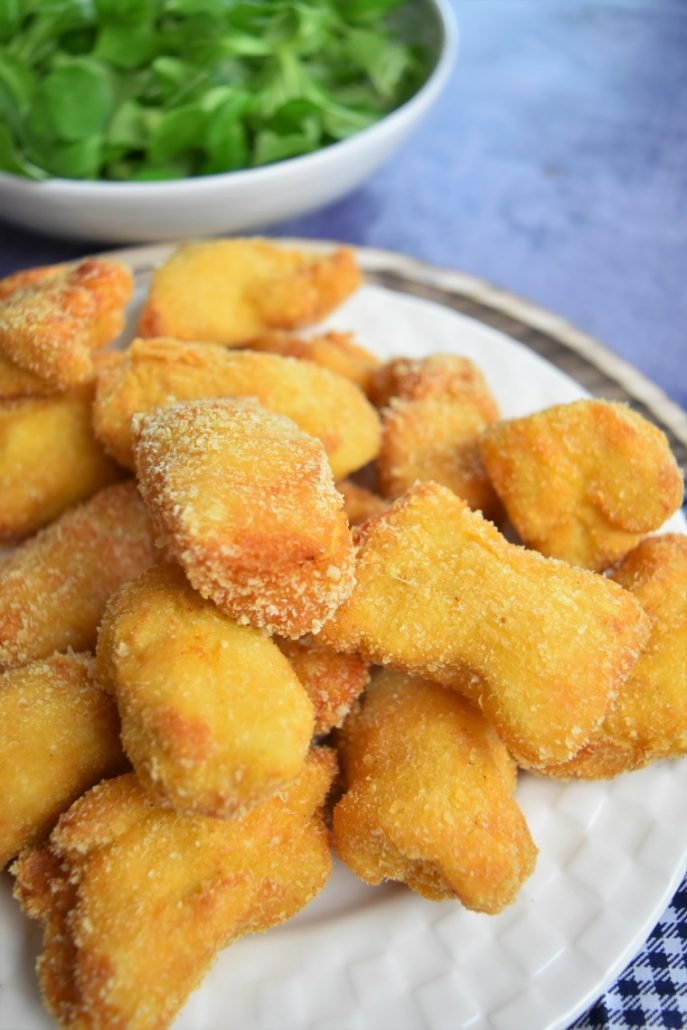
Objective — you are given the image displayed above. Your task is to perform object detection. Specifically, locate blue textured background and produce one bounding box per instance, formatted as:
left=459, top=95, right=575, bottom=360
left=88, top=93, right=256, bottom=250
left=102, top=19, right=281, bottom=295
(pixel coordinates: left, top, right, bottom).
left=0, top=2, right=685, bottom=1026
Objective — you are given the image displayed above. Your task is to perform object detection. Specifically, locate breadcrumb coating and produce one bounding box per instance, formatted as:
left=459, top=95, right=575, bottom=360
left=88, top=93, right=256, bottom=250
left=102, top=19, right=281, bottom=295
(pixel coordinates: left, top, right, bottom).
left=369, top=353, right=500, bottom=417
left=248, top=330, right=379, bottom=392
left=12, top=750, right=335, bottom=1030
left=0, top=482, right=156, bottom=670
left=277, top=636, right=369, bottom=735
left=0, top=262, right=69, bottom=300
left=334, top=670, right=537, bottom=912
left=480, top=400, right=684, bottom=570
left=0, top=351, right=55, bottom=400
left=133, top=399, right=356, bottom=639
left=93, top=337, right=381, bottom=478
left=0, top=259, right=133, bottom=389
left=338, top=479, right=388, bottom=527
left=0, top=390, right=121, bottom=540
left=0, top=653, right=124, bottom=867
left=138, top=239, right=360, bottom=345
left=96, top=563, right=314, bottom=818
left=544, top=534, right=687, bottom=778
left=319, top=481, right=650, bottom=768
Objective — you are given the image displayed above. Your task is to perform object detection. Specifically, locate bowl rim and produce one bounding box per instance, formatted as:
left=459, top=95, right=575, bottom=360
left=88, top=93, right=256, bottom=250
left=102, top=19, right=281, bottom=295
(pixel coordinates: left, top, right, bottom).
left=0, top=0, right=457, bottom=195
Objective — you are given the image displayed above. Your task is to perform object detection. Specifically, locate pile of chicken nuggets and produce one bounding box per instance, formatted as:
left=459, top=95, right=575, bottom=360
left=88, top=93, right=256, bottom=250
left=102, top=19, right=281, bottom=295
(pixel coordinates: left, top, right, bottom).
left=0, top=238, right=685, bottom=1030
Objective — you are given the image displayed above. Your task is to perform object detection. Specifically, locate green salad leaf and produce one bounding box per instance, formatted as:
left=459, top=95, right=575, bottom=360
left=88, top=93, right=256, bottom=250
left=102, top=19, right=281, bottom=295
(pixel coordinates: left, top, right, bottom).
left=0, top=0, right=430, bottom=180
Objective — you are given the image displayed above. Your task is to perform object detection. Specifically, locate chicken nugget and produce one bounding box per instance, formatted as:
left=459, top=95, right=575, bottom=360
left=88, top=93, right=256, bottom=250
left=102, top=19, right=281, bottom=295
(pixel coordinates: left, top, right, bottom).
left=13, top=750, right=335, bottom=1030
left=138, top=239, right=360, bottom=345
left=97, top=563, right=314, bottom=818
left=338, top=479, right=388, bottom=526
left=334, top=670, right=537, bottom=912
left=0, top=258, right=133, bottom=389
left=277, top=637, right=369, bottom=735
left=0, top=351, right=55, bottom=400
left=544, top=535, right=687, bottom=779
left=319, top=482, right=650, bottom=768
left=134, top=399, right=355, bottom=638
left=368, top=353, right=499, bottom=417
left=249, top=330, right=379, bottom=392
left=480, top=400, right=684, bottom=570
left=0, top=654, right=124, bottom=867
left=0, top=482, right=156, bottom=670
left=379, top=396, right=500, bottom=517
left=0, top=390, right=121, bottom=540
left=93, top=337, right=380, bottom=478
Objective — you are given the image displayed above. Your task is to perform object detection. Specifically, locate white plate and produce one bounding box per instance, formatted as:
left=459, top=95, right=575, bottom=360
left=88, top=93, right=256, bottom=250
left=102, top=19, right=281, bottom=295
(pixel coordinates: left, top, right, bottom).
left=1, top=281, right=686, bottom=1030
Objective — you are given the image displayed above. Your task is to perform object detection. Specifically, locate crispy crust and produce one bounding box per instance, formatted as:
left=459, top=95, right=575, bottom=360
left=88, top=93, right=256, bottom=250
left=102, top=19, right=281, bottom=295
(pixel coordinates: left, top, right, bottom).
left=12, top=751, right=335, bottom=1030
left=248, top=329, right=379, bottom=392
left=133, top=399, right=356, bottom=639
left=334, top=670, right=536, bottom=912
left=277, top=636, right=369, bottom=735
left=480, top=400, right=685, bottom=570
left=0, top=482, right=156, bottom=670
left=138, top=239, right=360, bottom=345
left=0, top=653, right=124, bottom=867
left=0, top=389, right=122, bottom=541
left=96, top=563, right=314, bottom=818
left=368, top=354, right=500, bottom=416
left=543, top=534, right=687, bottom=778
left=0, top=259, right=133, bottom=389
left=337, top=479, right=388, bottom=527
left=93, top=337, right=381, bottom=478
left=319, top=481, right=650, bottom=769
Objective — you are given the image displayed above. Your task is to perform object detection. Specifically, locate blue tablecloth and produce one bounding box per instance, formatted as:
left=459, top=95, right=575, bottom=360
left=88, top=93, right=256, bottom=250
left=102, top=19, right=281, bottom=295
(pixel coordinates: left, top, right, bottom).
left=1, top=1, right=685, bottom=1026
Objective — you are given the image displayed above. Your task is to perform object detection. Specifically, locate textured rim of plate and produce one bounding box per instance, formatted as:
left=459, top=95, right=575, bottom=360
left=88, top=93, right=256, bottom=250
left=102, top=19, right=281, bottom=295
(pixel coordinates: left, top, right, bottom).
left=94, top=237, right=687, bottom=1030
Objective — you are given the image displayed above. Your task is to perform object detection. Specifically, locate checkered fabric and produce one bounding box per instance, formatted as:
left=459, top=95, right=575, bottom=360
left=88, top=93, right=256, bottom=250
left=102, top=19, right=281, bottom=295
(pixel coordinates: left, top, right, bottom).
left=571, top=873, right=687, bottom=1029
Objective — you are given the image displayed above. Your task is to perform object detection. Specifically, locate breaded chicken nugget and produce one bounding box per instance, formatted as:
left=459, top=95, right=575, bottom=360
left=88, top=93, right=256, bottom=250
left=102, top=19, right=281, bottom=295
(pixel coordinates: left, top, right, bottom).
left=0, top=482, right=156, bottom=670
left=334, top=670, right=537, bottom=912
left=93, top=337, right=380, bottom=478
left=277, top=637, right=369, bottom=735
left=368, top=353, right=499, bottom=417
left=249, top=330, right=379, bottom=392
left=379, top=396, right=500, bottom=517
left=0, top=259, right=133, bottom=389
left=319, top=482, right=650, bottom=769
left=138, top=239, right=360, bottom=344
left=544, top=535, right=687, bottom=779
left=338, top=479, right=388, bottom=526
left=480, top=400, right=684, bottom=570
left=0, top=654, right=124, bottom=867
left=0, top=351, right=55, bottom=399
left=134, top=399, right=355, bottom=638
left=13, top=750, right=335, bottom=1030
left=97, top=563, right=314, bottom=818
left=0, top=390, right=121, bottom=540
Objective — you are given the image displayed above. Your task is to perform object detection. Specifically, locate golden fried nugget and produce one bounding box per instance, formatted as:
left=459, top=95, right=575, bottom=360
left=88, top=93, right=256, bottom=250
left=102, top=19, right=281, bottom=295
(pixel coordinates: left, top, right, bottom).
left=338, top=479, right=388, bottom=526
left=138, top=239, right=360, bottom=345
left=480, top=400, right=684, bottom=570
left=0, top=391, right=121, bottom=540
left=249, top=330, right=379, bottom=392
left=0, top=259, right=133, bottom=389
left=379, top=396, right=500, bottom=517
left=13, top=750, right=335, bottom=1030
left=334, top=670, right=537, bottom=912
left=97, top=563, right=314, bottom=818
left=277, top=637, right=369, bottom=735
left=93, top=337, right=380, bottom=478
left=0, top=482, right=156, bottom=670
left=319, top=482, right=650, bottom=768
left=368, top=353, right=499, bottom=417
left=0, top=654, right=124, bottom=867
left=544, top=535, right=687, bottom=778
left=134, top=399, right=355, bottom=638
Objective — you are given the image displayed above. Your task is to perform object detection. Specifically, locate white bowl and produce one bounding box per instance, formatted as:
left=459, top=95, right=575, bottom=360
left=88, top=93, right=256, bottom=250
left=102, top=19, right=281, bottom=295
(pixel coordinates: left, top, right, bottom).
left=0, top=0, right=456, bottom=244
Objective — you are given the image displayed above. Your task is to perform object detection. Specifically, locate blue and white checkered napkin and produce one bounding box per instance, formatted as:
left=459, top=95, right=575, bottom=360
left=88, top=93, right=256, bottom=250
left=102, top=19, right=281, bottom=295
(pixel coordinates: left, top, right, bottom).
left=571, top=873, right=687, bottom=1029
